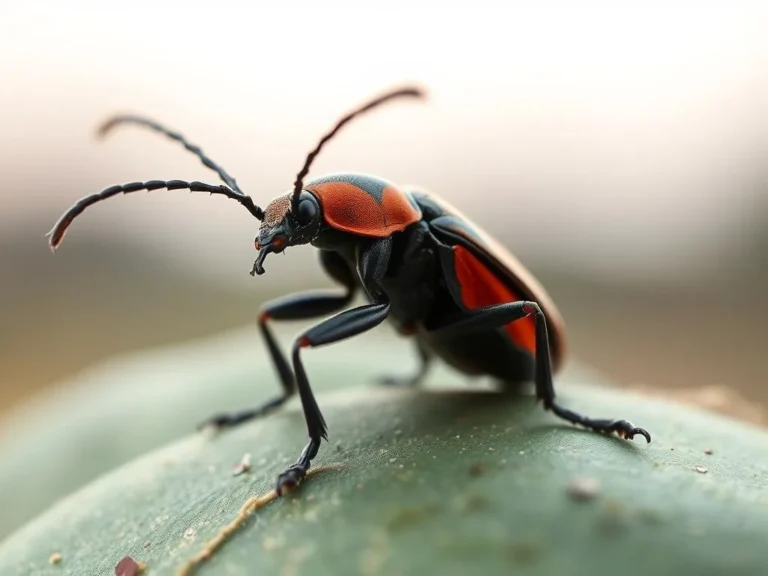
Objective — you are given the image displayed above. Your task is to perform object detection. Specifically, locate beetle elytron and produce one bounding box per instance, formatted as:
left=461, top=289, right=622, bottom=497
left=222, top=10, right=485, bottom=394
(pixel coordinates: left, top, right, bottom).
left=48, top=86, right=651, bottom=494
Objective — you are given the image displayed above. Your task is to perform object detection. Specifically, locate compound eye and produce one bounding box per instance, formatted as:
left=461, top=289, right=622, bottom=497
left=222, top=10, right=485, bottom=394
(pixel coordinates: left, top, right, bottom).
left=297, top=197, right=317, bottom=225
left=271, top=235, right=287, bottom=252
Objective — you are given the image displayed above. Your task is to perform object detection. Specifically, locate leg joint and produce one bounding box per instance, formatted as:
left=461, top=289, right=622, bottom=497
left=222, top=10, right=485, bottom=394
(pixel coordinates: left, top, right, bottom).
left=522, top=301, right=542, bottom=318
left=291, top=337, right=309, bottom=362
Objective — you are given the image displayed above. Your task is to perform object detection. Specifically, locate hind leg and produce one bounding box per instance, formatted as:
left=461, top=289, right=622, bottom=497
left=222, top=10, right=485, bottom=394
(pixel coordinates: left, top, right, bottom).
left=430, top=301, right=651, bottom=442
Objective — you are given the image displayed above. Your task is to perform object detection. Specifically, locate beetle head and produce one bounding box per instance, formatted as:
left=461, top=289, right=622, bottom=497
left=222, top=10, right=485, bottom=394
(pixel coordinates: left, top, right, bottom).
left=250, top=190, right=321, bottom=276
left=250, top=85, right=425, bottom=276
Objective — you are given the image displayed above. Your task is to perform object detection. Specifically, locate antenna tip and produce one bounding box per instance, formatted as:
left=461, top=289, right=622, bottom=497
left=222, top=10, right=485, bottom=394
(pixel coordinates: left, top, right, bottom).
left=95, top=115, right=124, bottom=139
left=95, top=123, right=111, bottom=139
left=44, top=227, right=62, bottom=252
left=391, top=85, right=428, bottom=100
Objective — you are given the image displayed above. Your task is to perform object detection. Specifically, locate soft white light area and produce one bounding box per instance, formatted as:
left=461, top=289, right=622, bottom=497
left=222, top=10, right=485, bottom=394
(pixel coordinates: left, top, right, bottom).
left=1, top=0, right=765, bottom=286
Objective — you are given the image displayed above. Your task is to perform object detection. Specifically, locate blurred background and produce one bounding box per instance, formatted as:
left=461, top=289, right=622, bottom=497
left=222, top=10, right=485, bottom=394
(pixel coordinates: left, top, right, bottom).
left=1, top=0, right=767, bottom=426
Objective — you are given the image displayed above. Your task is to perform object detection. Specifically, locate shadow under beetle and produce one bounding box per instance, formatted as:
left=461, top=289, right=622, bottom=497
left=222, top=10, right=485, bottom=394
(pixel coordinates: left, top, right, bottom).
left=48, top=85, right=651, bottom=495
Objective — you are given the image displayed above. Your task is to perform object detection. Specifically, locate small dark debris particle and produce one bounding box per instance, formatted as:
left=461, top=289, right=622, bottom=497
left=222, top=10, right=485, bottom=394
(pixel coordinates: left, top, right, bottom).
left=602, top=499, right=624, bottom=516
left=596, top=500, right=628, bottom=538
left=508, top=541, right=541, bottom=566
left=463, top=494, right=490, bottom=513
left=566, top=477, right=601, bottom=501
left=695, top=466, right=708, bottom=474
left=391, top=470, right=408, bottom=481
left=468, top=462, right=485, bottom=477
left=595, top=514, right=628, bottom=538
left=704, top=448, right=714, bottom=455
left=387, top=503, right=441, bottom=531
left=387, top=508, right=424, bottom=530
left=115, top=556, right=145, bottom=576
left=637, top=508, right=665, bottom=525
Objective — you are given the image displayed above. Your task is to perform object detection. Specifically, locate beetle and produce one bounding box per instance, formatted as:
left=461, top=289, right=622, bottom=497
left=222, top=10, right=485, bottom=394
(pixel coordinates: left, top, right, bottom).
left=48, top=85, right=651, bottom=495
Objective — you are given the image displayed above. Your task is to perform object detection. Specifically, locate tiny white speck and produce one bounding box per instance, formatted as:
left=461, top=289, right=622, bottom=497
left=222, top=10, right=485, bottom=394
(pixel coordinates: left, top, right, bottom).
left=567, top=477, right=601, bottom=501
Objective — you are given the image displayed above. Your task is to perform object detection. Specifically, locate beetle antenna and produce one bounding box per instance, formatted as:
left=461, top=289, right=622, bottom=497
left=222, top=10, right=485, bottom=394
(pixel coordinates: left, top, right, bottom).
left=291, top=86, right=426, bottom=202
left=46, top=180, right=265, bottom=251
left=98, top=115, right=246, bottom=196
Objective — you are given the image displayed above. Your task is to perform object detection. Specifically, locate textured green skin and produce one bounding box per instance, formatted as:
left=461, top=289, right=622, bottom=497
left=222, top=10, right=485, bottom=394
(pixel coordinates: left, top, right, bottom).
left=1, top=329, right=768, bottom=575
left=0, top=326, right=594, bottom=539
left=0, top=328, right=470, bottom=539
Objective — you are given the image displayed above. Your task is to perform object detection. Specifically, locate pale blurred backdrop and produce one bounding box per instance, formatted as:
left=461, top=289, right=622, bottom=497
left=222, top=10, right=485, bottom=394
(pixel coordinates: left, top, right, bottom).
left=1, top=0, right=767, bottom=424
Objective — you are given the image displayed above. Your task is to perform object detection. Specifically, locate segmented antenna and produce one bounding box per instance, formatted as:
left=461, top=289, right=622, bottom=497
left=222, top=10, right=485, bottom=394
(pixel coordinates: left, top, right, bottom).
left=291, top=86, right=426, bottom=202
left=98, top=114, right=244, bottom=195
left=46, top=180, right=265, bottom=251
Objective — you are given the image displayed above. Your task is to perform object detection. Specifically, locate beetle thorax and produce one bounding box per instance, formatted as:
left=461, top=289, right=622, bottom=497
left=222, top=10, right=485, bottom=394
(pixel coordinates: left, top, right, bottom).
left=260, top=192, right=293, bottom=231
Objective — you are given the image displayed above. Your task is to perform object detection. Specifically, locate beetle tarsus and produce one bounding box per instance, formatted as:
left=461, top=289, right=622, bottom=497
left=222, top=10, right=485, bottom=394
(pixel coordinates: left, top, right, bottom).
left=197, top=395, right=290, bottom=431
left=547, top=403, right=651, bottom=443
left=276, top=437, right=320, bottom=496
left=276, top=466, right=307, bottom=495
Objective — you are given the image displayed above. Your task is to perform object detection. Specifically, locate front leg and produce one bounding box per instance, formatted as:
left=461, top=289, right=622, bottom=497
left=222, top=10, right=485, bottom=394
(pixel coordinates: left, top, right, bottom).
left=200, top=251, right=356, bottom=430
left=276, top=238, right=393, bottom=494
left=431, top=301, right=651, bottom=443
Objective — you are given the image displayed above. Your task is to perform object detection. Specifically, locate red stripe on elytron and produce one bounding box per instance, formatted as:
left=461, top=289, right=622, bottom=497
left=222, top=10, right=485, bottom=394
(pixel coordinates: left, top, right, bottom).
left=452, top=245, right=536, bottom=354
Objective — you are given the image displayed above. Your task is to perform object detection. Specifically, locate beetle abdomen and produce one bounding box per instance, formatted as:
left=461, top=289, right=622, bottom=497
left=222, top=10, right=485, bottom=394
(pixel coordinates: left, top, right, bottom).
left=407, top=187, right=567, bottom=372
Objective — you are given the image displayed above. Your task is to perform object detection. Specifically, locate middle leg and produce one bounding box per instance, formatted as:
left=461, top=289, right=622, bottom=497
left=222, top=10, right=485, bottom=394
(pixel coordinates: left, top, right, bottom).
left=377, top=338, right=433, bottom=387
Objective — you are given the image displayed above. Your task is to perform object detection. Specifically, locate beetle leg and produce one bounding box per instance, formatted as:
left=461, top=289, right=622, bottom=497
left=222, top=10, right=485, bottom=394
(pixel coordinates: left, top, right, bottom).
left=430, top=301, right=651, bottom=443
left=276, top=298, right=391, bottom=495
left=277, top=238, right=393, bottom=494
left=199, top=251, right=356, bottom=430
left=377, top=339, right=433, bottom=387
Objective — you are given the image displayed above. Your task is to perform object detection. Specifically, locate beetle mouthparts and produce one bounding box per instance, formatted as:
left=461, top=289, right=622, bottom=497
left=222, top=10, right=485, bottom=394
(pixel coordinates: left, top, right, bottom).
left=249, top=260, right=265, bottom=276
left=250, top=249, right=268, bottom=276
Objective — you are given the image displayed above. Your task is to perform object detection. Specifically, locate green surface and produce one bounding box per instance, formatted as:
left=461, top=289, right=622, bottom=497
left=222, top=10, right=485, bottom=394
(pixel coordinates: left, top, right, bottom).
left=0, top=327, right=473, bottom=540
left=1, top=328, right=768, bottom=575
